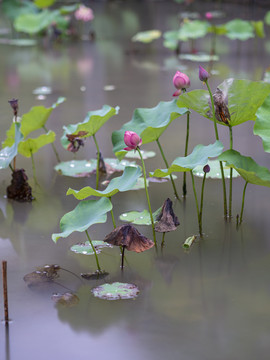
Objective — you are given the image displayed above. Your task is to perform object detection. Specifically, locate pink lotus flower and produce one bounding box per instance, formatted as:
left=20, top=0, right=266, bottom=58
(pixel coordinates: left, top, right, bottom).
left=75, top=5, right=94, bottom=22
left=199, top=66, right=210, bottom=82
left=205, top=12, right=213, bottom=20
left=124, top=131, right=142, bottom=151
left=172, top=71, right=190, bottom=96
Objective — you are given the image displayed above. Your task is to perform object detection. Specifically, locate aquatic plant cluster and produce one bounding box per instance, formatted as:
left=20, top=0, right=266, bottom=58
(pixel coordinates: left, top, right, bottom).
left=1, top=65, right=270, bottom=280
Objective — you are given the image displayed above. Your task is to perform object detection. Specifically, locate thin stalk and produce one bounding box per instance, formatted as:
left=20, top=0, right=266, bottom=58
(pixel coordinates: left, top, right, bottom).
left=43, top=125, right=61, bottom=163
left=30, top=151, right=38, bottom=184
left=190, top=172, right=202, bottom=236
left=85, top=230, right=101, bottom=271
left=2, top=260, right=9, bottom=325
left=93, top=134, right=100, bottom=190
left=109, top=197, right=116, bottom=229
left=137, top=147, right=156, bottom=245
left=161, top=232, right=165, bottom=247
left=199, top=172, right=207, bottom=226
left=13, top=115, right=18, bottom=170
left=156, top=138, right=180, bottom=200
left=9, top=164, right=14, bottom=172
left=229, top=125, right=233, bottom=218
left=239, top=181, right=248, bottom=224
left=206, top=80, right=227, bottom=217
left=183, top=111, right=190, bottom=197
left=121, top=246, right=126, bottom=269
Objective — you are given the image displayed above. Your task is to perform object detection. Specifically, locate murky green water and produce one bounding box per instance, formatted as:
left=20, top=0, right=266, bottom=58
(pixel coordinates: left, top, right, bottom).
left=1, top=1, right=270, bottom=359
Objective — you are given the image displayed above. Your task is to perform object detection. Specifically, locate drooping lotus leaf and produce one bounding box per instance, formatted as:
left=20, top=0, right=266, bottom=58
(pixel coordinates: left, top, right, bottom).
left=54, top=158, right=136, bottom=177
left=218, top=150, right=270, bottom=187
left=61, top=105, right=119, bottom=149
left=112, top=99, right=189, bottom=160
left=125, top=150, right=156, bottom=159
left=52, top=198, right=112, bottom=243
left=177, top=79, right=270, bottom=127
left=70, top=241, right=112, bottom=255
left=131, top=30, right=161, bottom=43
left=179, top=53, right=219, bottom=62
left=92, top=282, right=139, bottom=300
left=119, top=207, right=161, bottom=225
left=178, top=20, right=210, bottom=40
left=3, top=97, right=65, bottom=147
left=253, top=94, right=270, bottom=153
left=151, top=141, right=224, bottom=178
left=224, top=19, right=254, bottom=40
left=193, top=160, right=239, bottom=179
left=14, top=9, right=60, bottom=34
left=18, top=131, right=55, bottom=157
left=251, top=21, right=265, bottom=38
left=34, top=0, right=55, bottom=8
left=0, top=123, right=23, bottom=169
left=67, top=166, right=142, bottom=199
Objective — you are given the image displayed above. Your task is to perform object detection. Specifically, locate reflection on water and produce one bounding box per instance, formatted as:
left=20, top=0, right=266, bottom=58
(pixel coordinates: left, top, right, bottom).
left=0, top=1, right=270, bottom=359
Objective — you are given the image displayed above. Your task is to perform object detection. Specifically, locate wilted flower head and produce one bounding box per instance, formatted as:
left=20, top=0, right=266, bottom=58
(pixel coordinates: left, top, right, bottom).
left=205, top=12, right=213, bottom=20
left=124, top=131, right=142, bottom=151
left=173, top=71, right=190, bottom=96
left=66, top=131, right=88, bottom=153
left=199, top=66, right=210, bottom=82
left=8, top=98, right=18, bottom=115
left=203, top=164, right=210, bottom=173
left=75, top=5, right=94, bottom=22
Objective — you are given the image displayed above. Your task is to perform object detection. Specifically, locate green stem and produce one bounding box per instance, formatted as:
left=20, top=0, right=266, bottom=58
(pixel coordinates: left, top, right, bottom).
left=137, top=147, right=156, bottom=245
left=93, top=134, right=100, bottom=190
left=191, top=172, right=202, bottom=236
left=43, top=125, right=61, bottom=163
left=9, top=163, right=14, bottom=172
left=85, top=230, right=101, bottom=271
left=239, top=181, right=248, bottom=225
left=156, top=138, right=180, bottom=200
left=229, top=125, right=233, bottom=218
left=183, top=111, right=190, bottom=197
left=206, top=79, right=227, bottom=217
left=109, top=197, right=116, bottom=229
left=199, top=172, right=207, bottom=227
left=30, top=151, right=38, bottom=184
left=161, top=232, right=165, bottom=247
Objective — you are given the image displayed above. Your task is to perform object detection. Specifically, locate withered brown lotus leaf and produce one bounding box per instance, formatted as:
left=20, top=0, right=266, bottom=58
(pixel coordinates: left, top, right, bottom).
left=23, top=264, right=60, bottom=287
left=155, top=198, right=180, bottom=233
left=208, top=88, right=231, bottom=125
left=104, top=224, right=154, bottom=253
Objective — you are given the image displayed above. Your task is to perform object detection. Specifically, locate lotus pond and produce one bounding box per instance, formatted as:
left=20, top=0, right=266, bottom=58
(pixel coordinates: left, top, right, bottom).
left=1, top=1, right=270, bottom=359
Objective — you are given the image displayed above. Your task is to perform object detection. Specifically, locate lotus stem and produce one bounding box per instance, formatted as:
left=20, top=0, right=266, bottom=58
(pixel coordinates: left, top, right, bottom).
left=9, top=164, right=14, bottom=172
left=206, top=79, right=227, bottom=218
left=2, top=260, right=9, bottom=325
left=156, top=138, right=180, bottom=200
left=239, top=181, right=248, bottom=225
left=43, top=125, right=61, bottom=163
left=92, top=134, right=100, bottom=190
left=190, top=172, right=202, bottom=236
left=121, top=245, right=126, bottom=270
left=161, top=232, right=165, bottom=248
left=183, top=111, right=190, bottom=197
left=199, top=172, right=207, bottom=227
left=137, top=147, right=156, bottom=245
left=229, top=125, right=233, bottom=218
left=30, top=151, right=38, bottom=184
left=109, top=197, right=116, bottom=229
left=85, top=230, right=101, bottom=271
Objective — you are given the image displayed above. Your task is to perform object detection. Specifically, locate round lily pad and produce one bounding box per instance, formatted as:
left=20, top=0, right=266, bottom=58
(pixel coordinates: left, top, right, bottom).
left=193, top=160, right=240, bottom=179
left=70, top=241, right=112, bottom=255
left=132, top=30, right=161, bottom=43
left=179, top=53, right=219, bottom=62
left=125, top=150, right=156, bottom=159
left=91, top=282, right=139, bottom=300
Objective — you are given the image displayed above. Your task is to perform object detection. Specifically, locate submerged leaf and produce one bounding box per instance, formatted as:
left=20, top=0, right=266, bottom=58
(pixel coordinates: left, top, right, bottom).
left=92, top=282, right=139, bottom=300
left=24, top=264, right=60, bottom=287
left=52, top=292, right=79, bottom=307
left=81, top=270, right=109, bottom=280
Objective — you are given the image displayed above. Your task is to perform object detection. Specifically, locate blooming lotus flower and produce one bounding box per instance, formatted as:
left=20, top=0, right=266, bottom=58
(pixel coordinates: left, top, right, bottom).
left=8, top=98, right=18, bottom=115
left=199, top=66, right=210, bottom=82
left=124, top=131, right=142, bottom=151
left=205, top=12, right=213, bottom=20
left=173, top=71, right=190, bottom=96
left=75, top=5, right=94, bottom=22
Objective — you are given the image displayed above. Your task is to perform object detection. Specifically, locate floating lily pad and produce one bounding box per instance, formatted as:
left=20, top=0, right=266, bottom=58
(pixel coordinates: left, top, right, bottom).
left=119, top=207, right=161, bottom=225
left=132, top=30, right=161, bottom=43
left=178, top=20, right=210, bottom=41
left=32, top=86, right=52, bottom=95
left=91, top=282, right=139, bottom=300
left=52, top=292, right=79, bottom=307
left=70, top=241, right=112, bottom=255
left=179, top=53, right=219, bottom=62
left=0, top=123, right=23, bottom=170
left=254, top=94, right=270, bottom=153
left=224, top=19, right=254, bottom=40
left=67, top=166, right=142, bottom=199
left=54, top=158, right=136, bottom=177
left=193, top=160, right=239, bottom=179
left=81, top=270, right=109, bottom=280
left=125, top=150, right=156, bottom=159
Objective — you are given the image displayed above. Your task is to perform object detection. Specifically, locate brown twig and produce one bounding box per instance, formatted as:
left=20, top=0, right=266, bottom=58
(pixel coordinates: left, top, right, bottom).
left=2, top=261, right=9, bottom=325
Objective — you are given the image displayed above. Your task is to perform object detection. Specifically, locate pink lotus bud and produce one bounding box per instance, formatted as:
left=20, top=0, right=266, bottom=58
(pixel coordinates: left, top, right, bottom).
left=205, top=12, right=213, bottom=20
left=124, top=131, right=142, bottom=151
left=172, top=71, right=190, bottom=96
left=75, top=5, right=94, bottom=22
left=199, top=66, right=210, bottom=82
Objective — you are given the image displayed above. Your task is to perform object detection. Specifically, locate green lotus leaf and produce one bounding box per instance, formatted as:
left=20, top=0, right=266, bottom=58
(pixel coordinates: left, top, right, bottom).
left=112, top=99, right=189, bottom=160
left=0, top=123, right=23, bottom=169
left=224, top=19, right=254, bottom=40
left=151, top=141, right=224, bottom=178
left=125, top=150, right=156, bottom=159
left=92, top=282, right=139, bottom=300
left=218, top=150, right=270, bottom=187
left=14, top=9, right=60, bottom=34
left=178, top=20, right=210, bottom=40
left=2, top=0, right=37, bottom=21
left=34, top=0, right=55, bottom=8
left=61, top=105, right=119, bottom=149
left=251, top=21, right=265, bottom=38
left=163, top=30, right=180, bottom=50
left=253, top=94, right=270, bottom=153
left=179, top=53, right=219, bottom=62
left=265, top=11, right=270, bottom=26
left=52, top=198, right=112, bottom=243
left=193, top=159, right=239, bottom=179
left=208, top=24, right=227, bottom=35
left=119, top=207, right=161, bottom=225
left=177, top=79, right=270, bottom=127
left=132, top=30, right=161, bottom=43
left=67, top=166, right=142, bottom=199
left=3, top=97, right=65, bottom=147
left=70, top=241, right=111, bottom=255
left=59, top=4, right=79, bottom=14
left=18, top=131, right=55, bottom=157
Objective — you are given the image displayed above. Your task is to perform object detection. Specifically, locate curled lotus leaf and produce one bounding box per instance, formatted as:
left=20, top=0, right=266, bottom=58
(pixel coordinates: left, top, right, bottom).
left=91, top=282, right=139, bottom=300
